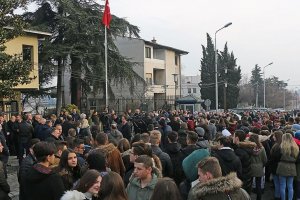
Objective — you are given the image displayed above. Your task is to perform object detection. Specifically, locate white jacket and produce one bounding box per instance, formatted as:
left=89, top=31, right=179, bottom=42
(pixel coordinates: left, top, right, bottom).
left=60, top=190, right=90, bottom=200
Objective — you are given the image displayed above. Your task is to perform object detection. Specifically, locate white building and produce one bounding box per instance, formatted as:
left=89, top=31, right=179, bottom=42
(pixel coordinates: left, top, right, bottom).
left=181, top=75, right=201, bottom=99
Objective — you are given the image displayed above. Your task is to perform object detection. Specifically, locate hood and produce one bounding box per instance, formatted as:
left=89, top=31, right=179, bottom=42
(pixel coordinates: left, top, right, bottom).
left=26, top=164, right=54, bottom=183
left=61, top=190, right=86, bottom=200
left=165, top=143, right=181, bottom=153
left=110, top=129, right=122, bottom=138
left=192, top=173, right=242, bottom=197
left=95, top=143, right=117, bottom=154
left=252, top=147, right=263, bottom=156
left=130, top=174, right=157, bottom=190
left=237, top=141, right=256, bottom=154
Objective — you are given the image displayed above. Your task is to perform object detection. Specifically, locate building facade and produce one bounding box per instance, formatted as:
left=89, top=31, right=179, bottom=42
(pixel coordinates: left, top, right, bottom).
left=181, top=75, right=201, bottom=99
left=2, top=29, right=51, bottom=115
left=112, top=36, right=188, bottom=111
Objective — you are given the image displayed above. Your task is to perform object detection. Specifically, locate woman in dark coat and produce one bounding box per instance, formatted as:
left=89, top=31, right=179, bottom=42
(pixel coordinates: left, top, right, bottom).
left=56, top=149, right=81, bottom=190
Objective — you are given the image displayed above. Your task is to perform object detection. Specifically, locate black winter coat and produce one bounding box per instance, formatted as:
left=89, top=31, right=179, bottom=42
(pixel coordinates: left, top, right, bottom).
left=23, top=164, right=65, bottom=200
left=233, top=142, right=255, bottom=194
left=165, top=142, right=184, bottom=185
left=211, top=148, right=242, bottom=179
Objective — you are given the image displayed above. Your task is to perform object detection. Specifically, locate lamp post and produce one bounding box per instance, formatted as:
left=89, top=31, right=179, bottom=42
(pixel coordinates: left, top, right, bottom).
left=172, top=73, right=178, bottom=110
left=215, top=22, right=232, bottom=113
left=263, top=62, right=273, bottom=108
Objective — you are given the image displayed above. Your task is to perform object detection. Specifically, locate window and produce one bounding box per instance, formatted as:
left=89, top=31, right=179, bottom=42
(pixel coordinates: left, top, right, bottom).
left=175, top=55, right=179, bottom=65
left=145, top=47, right=151, bottom=58
left=145, top=73, right=152, bottom=85
left=193, top=88, right=197, bottom=93
left=22, top=45, right=34, bottom=69
left=188, top=88, right=191, bottom=93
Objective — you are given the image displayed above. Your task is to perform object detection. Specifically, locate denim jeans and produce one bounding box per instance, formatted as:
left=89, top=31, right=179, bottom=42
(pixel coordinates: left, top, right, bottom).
left=279, top=176, right=294, bottom=200
left=272, top=174, right=280, bottom=198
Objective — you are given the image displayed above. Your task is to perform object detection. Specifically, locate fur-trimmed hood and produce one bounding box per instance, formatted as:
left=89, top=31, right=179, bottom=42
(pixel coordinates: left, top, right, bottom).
left=60, top=190, right=90, bottom=200
left=192, top=173, right=242, bottom=198
left=94, top=143, right=117, bottom=154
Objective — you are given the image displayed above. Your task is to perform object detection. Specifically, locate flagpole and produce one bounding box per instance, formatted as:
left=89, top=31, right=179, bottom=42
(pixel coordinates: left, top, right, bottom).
left=105, top=26, right=108, bottom=109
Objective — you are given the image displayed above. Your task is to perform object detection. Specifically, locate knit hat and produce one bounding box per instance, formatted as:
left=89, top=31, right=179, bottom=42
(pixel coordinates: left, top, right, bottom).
left=292, top=124, right=300, bottom=131
left=295, top=130, right=300, bottom=140
left=195, top=127, right=205, bottom=137
left=222, top=129, right=231, bottom=137
left=182, top=149, right=210, bottom=182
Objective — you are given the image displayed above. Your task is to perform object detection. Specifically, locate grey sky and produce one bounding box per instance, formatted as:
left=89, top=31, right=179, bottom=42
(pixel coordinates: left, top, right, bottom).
left=104, top=0, right=300, bottom=89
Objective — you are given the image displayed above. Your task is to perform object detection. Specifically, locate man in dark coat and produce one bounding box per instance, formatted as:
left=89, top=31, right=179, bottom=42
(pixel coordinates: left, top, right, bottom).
left=119, top=115, right=132, bottom=142
left=232, top=130, right=256, bottom=194
left=164, top=131, right=184, bottom=185
left=150, top=130, right=173, bottom=178
left=23, top=141, right=65, bottom=200
left=211, top=136, right=242, bottom=179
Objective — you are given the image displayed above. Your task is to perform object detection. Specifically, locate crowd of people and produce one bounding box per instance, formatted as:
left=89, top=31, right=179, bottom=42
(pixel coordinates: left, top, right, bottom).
left=0, top=107, right=300, bottom=200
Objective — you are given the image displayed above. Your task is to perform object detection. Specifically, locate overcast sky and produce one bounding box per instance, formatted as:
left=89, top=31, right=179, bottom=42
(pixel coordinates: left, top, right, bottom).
left=98, top=0, right=300, bottom=89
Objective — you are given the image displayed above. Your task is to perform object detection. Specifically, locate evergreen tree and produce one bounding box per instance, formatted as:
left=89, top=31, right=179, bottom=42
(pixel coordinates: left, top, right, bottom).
left=0, top=0, right=35, bottom=97
left=200, top=33, right=215, bottom=109
left=24, top=0, right=142, bottom=113
left=200, top=34, right=241, bottom=110
left=218, top=43, right=241, bottom=109
left=250, top=64, right=263, bottom=106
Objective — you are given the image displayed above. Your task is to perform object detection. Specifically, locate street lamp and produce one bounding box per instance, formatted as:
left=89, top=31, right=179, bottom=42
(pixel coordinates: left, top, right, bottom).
left=215, top=22, right=232, bottom=113
left=263, top=62, right=273, bottom=108
left=172, top=73, right=178, bottom=110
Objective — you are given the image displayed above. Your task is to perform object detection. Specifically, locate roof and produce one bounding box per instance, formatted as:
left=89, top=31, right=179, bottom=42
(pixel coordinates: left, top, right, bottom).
left=176, top=94, right=204, bottom=104
left=144, top=40, right=188, bottom=55
left=4, top=26, right=52, bottom=38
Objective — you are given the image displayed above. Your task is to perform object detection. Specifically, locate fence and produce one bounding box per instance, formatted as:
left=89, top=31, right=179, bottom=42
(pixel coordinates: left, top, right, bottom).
left=80, top=97, right=177, bottom=114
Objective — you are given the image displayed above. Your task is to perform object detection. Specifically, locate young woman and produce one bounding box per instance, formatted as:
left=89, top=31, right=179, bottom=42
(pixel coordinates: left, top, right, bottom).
left=276, top=133, right=299, bottom=200
left=150, top=177, right=181, bottom=200
left=98, top=171, right=128, bottom=200
left=269, top=130, right=283, bottom=200
left=61, top=169, right=101, bottom=200
left=57, top=149, right=81, bottom=190
left=249, top=133, right=267, bottom=200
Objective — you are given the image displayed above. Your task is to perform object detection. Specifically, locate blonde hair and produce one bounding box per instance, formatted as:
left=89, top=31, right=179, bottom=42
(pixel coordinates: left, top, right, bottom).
left=150, top=130, right=161, bottom=145
left=280, top=133, right=299, bottom=158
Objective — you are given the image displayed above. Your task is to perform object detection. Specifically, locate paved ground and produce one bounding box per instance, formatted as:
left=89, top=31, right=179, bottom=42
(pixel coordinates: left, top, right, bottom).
left=6, top=156, right=275, bottom=200
left=7, top=156, right=19, bottom=200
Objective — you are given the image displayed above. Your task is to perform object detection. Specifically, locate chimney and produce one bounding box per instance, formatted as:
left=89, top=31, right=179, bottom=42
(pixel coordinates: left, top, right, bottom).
left=151, top=37, right=157, bottom=43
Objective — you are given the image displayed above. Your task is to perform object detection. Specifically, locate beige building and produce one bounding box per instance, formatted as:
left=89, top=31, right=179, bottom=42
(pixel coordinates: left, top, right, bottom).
left=113, top=36, right=188, bottom=110
left=1, top=29, right=51, bottom=114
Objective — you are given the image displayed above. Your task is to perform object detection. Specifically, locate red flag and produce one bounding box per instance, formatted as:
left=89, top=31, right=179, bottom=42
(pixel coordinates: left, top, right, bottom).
left=102, top=0, right=112, bottom=29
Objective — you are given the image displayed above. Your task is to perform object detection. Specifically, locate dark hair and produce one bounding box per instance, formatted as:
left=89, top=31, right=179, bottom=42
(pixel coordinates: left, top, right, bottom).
left=33, top=142, right=56, bottom=162
left=234, top=130, right=246, bottom=142
left=150, top=177, right=182, bottom=200
left=132, top=142, right=152, bottom=157
left=29, top=138, right=41, bottom=148
left=117, top=138, right=130, bottom=153
left=75, top=169, right=100, bottom=193
left=72, top=138, right=84, bottom=149
left=135, top=155, right=153, bottom=169
left=140, top=133, right=150, bottom=143
left=99, top=171, right=128, bottom=200
left=130, top=134, right=141, bottom=146
left=91, top=125, right=101, bottom=140
left=186, top=131, right=198, bottom=143
left=95, top=132, right=108, bottom=145
left=167, top=131, right=178, bottom=142
left=59, top=149, right=79, bottom=170
left=217, top=136, right=232, bottom=147
left=86, top=152, right=107, bottom=172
